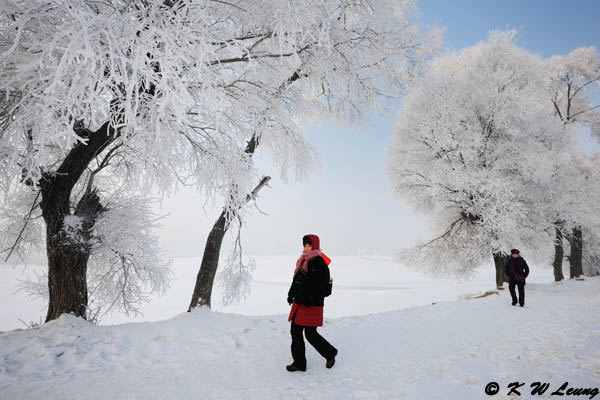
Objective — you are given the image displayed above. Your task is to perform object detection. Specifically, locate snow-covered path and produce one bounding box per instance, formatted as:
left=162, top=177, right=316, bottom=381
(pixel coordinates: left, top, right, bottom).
left=1, top=278, right=599, bottom=399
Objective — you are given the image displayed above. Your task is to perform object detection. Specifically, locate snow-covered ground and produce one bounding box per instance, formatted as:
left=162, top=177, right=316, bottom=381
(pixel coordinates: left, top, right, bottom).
left=1, top=257, right=598, bottom=399
left=0, top=276, right=599, bottom=399
left=1, top=255, right=555, bottom=330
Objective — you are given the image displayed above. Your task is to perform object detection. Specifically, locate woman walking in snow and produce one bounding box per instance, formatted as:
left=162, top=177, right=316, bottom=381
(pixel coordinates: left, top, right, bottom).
left=286, top=234, right=338, bottom=372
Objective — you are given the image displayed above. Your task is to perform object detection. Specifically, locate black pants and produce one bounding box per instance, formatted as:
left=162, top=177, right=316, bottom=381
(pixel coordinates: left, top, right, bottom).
left=509, top=282, right=525, bottom=306
left=290, top=320, right=337, bottom=368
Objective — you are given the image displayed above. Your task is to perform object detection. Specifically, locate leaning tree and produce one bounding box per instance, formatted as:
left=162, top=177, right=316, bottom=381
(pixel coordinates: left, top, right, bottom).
left=186, top=0, right=439, bottom=310
left=386, top=31, right=566, bottom=283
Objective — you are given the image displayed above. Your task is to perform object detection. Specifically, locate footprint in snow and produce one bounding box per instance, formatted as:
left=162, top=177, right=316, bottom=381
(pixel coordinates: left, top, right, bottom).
left=235, top=337, right=245, bottom=348
left=152, top=335, right=171, bottom=343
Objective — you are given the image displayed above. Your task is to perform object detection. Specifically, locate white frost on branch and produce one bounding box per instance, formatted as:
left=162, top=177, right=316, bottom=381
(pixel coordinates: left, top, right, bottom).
left=217, top=223, right=256, bottom=307
left=62, top=215, right=85, bottom=245
left=547, top=47, right=600, bottom=136
left=86, top=193, right=172, bottom=320
left=0, top=0, right=437, bottom=205
left=0, top=188, right=43, bottom=263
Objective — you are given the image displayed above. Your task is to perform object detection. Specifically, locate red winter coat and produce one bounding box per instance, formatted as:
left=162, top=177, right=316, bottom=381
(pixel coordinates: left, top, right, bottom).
left=288, top=234, right=331, bottom=327
left=289, top=302, right=324, bottom=327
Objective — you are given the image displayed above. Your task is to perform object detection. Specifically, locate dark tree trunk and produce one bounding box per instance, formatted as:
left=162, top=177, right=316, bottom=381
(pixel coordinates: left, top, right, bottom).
left=188, top=212, right=228, bottom=310
left=568, top=226, right=583, bottom=279
left=552, top=225, right=565, bottom=282
left=40, top=121, right=118, bottom=322
left=188, top=176, right=270, bottom=311
left=188, top=133, right=260, bottom=311
left=493, top=252, right=507, bottom=289
left=45, top=228, right=91, bottom=322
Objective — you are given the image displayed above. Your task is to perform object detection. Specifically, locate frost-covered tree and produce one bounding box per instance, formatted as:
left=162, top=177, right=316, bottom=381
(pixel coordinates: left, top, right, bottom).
left=386, top=31, right=566, bottom=282
left=546, top=47, right=600, bottom=280
left=548, top=47, right=600, bottom=138
left=0, top=0, right=437, bottom=321
left=186, top=0, right=439, bottom=309
left=12, top=189, right=173, bottom=322
left=0, top=0, right=202, bottom=321
left=580, top=156, right=600, bottom=278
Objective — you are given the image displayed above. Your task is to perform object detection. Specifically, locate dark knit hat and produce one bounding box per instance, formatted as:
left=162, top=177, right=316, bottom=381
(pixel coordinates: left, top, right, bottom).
left=510, top=249, right=520, bottom=255
left=303, top=236, right=313, bottom=247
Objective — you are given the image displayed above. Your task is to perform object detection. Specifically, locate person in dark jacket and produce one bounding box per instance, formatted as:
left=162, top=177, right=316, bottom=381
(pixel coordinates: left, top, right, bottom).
left=504, top=248, right=530, bottom=307
left=286, top=234, right=337, bottom=372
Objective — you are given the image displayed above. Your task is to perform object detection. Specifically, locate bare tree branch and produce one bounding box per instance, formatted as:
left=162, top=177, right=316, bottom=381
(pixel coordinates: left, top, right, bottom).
left=3, top=191, right=41, bottom=262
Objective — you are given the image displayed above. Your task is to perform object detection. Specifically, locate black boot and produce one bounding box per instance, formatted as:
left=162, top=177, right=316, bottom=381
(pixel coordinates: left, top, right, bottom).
left=286, top=363, right=306, bottom=372
left=326, top=357, right=335, bottom=369
left=326, top=349, right=338, bottom=369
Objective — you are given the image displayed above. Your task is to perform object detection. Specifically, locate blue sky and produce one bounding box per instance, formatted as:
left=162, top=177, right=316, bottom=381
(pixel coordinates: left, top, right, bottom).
left=420, top=0, right=599, bottom=57
left=160, top=0, right=600, bottom=257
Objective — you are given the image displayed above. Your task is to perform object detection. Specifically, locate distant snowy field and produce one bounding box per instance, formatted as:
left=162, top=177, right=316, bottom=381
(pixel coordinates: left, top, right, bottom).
left=0, top=274, right=598, bottom=399
left=1, top=255, right=556, bottom=331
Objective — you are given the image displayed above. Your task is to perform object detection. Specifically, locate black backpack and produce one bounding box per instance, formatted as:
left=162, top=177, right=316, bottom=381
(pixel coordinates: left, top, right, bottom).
left=312, top=257, right=332, bottom=297
left=324, top=272, right=333, bottom=297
